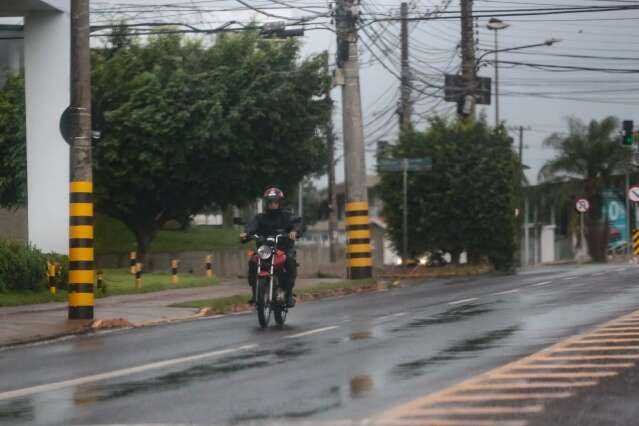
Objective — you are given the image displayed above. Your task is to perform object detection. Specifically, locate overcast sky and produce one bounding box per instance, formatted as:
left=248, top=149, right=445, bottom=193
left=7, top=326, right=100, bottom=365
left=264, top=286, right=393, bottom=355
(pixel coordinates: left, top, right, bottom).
left=87, top=1, right=639, bottom=186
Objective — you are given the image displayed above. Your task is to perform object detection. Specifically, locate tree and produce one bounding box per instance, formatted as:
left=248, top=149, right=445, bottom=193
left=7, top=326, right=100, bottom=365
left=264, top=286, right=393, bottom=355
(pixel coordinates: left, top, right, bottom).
left=538, top=116, right=626, bottom=262
left=377, top=117, right=518, bottom=271
left=0, top=75, right=26, bottom=208
left=92, top=31, right=330, bottom=261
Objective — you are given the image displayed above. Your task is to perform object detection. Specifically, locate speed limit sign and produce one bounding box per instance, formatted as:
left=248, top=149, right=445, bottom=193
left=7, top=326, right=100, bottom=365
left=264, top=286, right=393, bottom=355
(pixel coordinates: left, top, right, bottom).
left=575, top=198, right=590, bottom=213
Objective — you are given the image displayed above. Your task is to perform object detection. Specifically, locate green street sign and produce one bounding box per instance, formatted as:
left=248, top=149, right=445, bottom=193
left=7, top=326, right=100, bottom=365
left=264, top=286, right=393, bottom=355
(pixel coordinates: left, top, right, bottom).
left=378, top=158, right=433, bottom=172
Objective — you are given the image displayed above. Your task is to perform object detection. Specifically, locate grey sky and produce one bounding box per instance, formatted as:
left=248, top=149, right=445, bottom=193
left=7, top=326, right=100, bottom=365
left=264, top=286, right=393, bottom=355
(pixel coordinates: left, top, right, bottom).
left=87, top=1, right=639, bottom=185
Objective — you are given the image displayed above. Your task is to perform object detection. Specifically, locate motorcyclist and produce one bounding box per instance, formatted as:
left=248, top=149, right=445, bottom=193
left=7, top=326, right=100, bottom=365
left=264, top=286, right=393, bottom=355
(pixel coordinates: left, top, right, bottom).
left=240, top=187, right=300, bottom=307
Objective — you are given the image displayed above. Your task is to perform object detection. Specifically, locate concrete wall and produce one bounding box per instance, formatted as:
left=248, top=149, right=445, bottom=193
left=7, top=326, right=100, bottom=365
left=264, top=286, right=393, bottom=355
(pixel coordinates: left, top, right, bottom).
left=0, top=208, right=27, bottom=242
left=96, top=245, right=352, bottom=279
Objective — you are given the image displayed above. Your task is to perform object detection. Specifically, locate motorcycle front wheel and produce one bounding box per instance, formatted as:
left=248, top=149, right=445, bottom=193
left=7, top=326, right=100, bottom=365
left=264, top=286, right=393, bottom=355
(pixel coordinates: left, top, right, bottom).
left=273, top=277, right=287, bottom=326
left=256, top=277, right=271, bottom=328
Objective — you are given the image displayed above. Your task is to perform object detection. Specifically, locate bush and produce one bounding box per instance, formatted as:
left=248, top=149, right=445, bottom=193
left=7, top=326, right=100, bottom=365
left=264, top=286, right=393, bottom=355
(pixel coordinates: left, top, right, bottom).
left=0, top=240, right=47, bottom=292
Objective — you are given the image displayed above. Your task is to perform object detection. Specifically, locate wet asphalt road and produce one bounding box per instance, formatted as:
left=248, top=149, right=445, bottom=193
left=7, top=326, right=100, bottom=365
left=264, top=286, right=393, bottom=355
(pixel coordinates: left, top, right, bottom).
left=2, top=264, right=639, bottom=426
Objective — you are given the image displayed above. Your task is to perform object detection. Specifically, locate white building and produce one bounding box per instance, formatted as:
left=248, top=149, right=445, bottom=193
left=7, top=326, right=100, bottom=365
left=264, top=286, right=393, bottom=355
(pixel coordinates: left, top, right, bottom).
left=0, top=1, right=70, bottom=253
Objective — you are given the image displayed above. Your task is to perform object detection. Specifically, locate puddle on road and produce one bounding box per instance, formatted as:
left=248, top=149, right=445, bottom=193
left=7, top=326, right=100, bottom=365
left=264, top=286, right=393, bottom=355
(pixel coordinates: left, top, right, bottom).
left=229, top=385, right=342, bottom=424
left=0, top=399, right=33, bottom=424
left=391, top=302, right=496, bottom=333
left=69, top=343, right=311, bottom=404
left=390, top=325, right=520, bottom=380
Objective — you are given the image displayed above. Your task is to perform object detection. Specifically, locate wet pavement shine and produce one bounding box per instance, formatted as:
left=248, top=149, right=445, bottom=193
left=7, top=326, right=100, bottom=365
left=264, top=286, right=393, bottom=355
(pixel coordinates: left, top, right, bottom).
left=2, top=264, right=639, bottom=425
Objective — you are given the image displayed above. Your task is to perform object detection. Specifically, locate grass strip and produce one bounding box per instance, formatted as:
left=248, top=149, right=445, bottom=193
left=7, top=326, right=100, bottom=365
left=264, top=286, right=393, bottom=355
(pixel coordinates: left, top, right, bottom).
left=170, top=278, right=378, bottom=314
left=0, top=268, right=218, bottom=307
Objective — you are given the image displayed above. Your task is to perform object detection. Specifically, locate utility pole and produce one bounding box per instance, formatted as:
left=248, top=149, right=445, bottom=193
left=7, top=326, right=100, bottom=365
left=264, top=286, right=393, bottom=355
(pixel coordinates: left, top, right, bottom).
left=325, top=65, right=338, bottom=263
left=68, top=0, right=94, bottom=320
left=459, top=0, right=477, bottom=119
left=335, top=0, right=372, bottom=279
left=399, top=2, right=412, bottom=130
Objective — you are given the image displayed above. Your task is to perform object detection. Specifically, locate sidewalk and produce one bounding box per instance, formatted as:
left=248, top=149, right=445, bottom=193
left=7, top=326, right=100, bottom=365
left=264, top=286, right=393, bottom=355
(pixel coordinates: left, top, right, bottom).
left=0, top=277, right=341, bottom=348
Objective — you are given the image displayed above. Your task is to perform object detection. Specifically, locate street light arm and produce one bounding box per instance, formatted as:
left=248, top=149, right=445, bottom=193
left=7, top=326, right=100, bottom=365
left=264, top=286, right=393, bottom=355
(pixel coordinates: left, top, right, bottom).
left=475, top=39, right=561, bottom=69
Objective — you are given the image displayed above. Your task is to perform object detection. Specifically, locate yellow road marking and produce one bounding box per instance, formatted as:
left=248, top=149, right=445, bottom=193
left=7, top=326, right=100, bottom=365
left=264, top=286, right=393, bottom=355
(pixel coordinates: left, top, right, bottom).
left=375, top=306, right=639, bottom=426
left=410, top=406, right=543, bottom=416
left=463, top=381, right=598, bottom=390
left=591, top=332, right=639, bottom=336
left=492, top=372, right=616, bottom=379
left=378, top=420, right=528, bottom=426
left=577, top=338, right=639, bottom=343
left=597, top=327, right=639, bottom=332
left=430, top=392, right=572, bottom=403
left=514, top=363, right=633, bottom=369
left=539, top=355, right=639, bottom=361
left=555, top=346, right=639, bottom=352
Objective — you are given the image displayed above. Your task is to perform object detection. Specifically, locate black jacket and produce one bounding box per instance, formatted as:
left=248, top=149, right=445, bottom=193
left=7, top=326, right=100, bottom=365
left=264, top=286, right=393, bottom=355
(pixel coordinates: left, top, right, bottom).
left=245, top=209, right=301, bottom=250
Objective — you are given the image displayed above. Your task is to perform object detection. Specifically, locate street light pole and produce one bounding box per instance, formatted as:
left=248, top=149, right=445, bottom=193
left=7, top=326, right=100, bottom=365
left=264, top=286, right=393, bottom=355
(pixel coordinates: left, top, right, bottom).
left=494, top=29, right=500, bottom=126
left=486, top=17, right=510, bottom=126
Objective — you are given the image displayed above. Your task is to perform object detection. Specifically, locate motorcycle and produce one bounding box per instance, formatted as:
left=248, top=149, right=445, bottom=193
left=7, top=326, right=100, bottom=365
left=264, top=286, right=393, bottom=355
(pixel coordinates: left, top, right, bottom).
left=243, top=233, right=291, bottom=328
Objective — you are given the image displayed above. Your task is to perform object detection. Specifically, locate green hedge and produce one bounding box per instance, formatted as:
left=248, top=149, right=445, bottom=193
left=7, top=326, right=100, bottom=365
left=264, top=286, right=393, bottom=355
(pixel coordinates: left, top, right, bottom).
left=0, top=241, right=69, bottom=292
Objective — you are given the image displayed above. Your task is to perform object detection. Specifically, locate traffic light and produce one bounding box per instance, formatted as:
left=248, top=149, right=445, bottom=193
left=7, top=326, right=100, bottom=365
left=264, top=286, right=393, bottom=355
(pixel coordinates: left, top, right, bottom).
left=623, top=120, right=634, bottom=146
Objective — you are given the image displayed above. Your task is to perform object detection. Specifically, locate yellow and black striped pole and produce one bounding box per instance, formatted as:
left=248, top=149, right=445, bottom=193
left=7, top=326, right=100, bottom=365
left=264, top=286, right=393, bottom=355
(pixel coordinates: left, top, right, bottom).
left=345, top=201, right=373, bottom=279
left=69, top=181, right=94, bottom=319
left=135, top=262, right=143, bottom=288
left=633, top=229, right=639, bottom=257
left=47, top=261, right=57, bottom=295
left=68, top=0, right=93, bottom=320
left=171, top=259, right=179, bottom=284
left=129, top=252, right=137, bottom=274
left=206, top=255, right=213, bottom=278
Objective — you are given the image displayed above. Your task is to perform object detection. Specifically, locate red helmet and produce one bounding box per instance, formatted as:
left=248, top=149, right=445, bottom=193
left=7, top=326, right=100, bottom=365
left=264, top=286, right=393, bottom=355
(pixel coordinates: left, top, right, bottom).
left=263, top=187, right=284, bottom=202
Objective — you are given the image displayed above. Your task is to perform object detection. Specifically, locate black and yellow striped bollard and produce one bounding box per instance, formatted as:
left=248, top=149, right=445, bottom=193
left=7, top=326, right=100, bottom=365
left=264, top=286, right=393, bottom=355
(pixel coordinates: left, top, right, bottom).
left=171, top=259, right=179, bottom=284
left=47, top=261, right=57, bottom=295
left=69, top=181, right=94, bottom=319
left=206, top=255, right=214, bottom=278
left=129, top=252, right=137, bottom=274
left=97, top=270, right=105, bottom=295
left=135, top=262, right=143, bottom=288
left=345, top=201, right=373, bottom=279
left=633, top=229, right=639, bottom=257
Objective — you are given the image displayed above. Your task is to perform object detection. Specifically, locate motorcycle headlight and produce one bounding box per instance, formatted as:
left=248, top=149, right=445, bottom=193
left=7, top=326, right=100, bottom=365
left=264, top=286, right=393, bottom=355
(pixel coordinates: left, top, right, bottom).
left=257, top=245, right=272, bottom=260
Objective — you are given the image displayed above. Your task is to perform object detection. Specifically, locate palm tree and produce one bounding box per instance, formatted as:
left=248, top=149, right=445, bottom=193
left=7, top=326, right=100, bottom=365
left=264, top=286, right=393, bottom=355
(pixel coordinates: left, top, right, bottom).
left=538, top=116, right=627, bottom=262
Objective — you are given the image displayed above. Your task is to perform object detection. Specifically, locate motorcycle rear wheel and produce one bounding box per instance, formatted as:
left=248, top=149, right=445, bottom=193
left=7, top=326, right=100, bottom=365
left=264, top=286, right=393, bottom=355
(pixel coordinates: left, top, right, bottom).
left=256, top=278, right=271, bottom=328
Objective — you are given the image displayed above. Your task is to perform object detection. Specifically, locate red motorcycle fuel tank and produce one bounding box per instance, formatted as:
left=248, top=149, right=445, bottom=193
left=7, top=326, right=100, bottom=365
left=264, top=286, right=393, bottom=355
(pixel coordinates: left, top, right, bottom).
left=273, top=249, right=287, bottom=270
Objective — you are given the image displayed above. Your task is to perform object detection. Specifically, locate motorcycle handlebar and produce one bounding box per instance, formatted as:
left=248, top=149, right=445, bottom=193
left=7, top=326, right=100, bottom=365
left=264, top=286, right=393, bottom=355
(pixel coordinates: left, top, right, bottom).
left=240, top=233, right=289, bottom=244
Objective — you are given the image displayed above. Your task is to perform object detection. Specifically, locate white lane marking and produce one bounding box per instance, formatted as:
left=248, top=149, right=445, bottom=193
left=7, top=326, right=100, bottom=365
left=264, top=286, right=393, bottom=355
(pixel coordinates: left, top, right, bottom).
left=373, top=312, right=408, bottom=323
left=593, top=272, right=606, bottom=276
left=615, top=268, right=627, bottom=272
left=284, top=326, right=339, bottom=339
left=449, top=298, right=478, bottom=306
left=563, top=276, right=578, bottom=280
left=531, top=281, right=552, bottom=287
left=492, top=289, right=520, bottom=296
left=0, top=344, right=257, bottom=402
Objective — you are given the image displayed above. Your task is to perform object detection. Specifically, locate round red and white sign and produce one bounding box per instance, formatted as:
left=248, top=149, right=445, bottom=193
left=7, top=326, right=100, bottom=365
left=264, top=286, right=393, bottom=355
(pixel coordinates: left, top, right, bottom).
left=575, top=198, right=590, bottom=213
left=629, top=186, right=639, bottom=203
